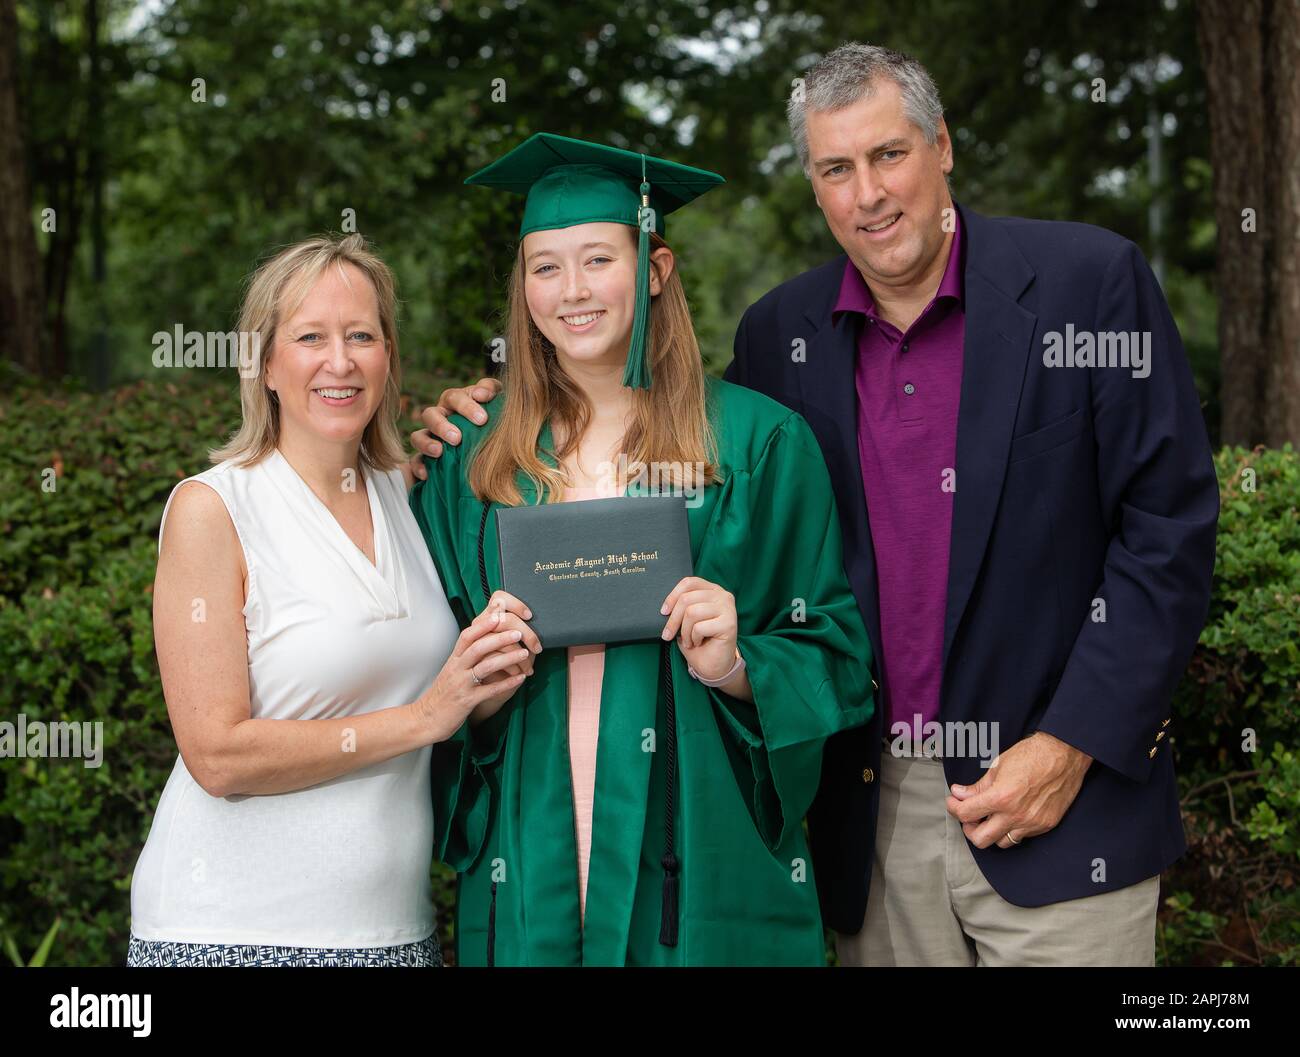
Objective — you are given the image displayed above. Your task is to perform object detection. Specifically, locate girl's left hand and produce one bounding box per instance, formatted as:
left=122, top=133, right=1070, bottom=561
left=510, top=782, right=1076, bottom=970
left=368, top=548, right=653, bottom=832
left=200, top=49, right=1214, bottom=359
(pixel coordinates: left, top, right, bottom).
left=660, top=576, right=738, bottom=680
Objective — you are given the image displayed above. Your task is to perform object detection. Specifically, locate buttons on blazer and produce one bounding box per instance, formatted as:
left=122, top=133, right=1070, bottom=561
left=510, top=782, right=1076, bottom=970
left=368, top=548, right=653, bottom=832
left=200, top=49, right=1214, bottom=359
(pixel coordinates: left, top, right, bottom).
left=862, top=767, right=875, bottom=784
left=1151, top=718, right=1171, bottom=756
left=1154, top=712, right=1175, bottom=754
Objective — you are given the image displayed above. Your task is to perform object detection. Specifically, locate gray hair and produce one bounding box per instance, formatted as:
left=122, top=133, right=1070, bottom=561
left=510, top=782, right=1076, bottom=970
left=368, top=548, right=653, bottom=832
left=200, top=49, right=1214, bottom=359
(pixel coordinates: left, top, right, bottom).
left=788, top=43, right=944, bottom=175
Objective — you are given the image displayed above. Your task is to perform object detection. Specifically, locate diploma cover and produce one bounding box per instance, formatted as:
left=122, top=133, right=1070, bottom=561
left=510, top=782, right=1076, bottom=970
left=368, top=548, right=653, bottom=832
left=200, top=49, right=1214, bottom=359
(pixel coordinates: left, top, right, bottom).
left=495, top=495, right=693, bottom=647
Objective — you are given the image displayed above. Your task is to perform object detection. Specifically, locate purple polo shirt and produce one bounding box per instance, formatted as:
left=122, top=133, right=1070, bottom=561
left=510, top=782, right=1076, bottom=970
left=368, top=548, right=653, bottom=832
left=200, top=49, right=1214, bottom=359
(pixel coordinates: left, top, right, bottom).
left=832, top=216, right=965, bottom=737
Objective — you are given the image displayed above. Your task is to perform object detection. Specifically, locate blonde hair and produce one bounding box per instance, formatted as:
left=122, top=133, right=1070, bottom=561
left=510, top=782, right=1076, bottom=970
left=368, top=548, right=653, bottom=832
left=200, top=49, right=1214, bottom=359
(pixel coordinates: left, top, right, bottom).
left=468, top=230, right=721, bottom=505
left=210, top=233, right=406, bottom=470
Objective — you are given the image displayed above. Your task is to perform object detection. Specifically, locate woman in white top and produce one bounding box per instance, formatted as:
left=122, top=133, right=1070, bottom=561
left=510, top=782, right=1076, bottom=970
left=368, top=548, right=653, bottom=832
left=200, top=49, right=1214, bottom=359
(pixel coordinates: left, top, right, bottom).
left=127, top=234, right=541, bottom=967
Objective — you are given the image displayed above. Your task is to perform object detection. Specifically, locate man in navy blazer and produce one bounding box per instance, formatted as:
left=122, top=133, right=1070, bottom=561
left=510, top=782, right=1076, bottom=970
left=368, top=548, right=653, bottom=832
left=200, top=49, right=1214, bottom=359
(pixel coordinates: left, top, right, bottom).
left=721, top=43, right=1217, bottom=965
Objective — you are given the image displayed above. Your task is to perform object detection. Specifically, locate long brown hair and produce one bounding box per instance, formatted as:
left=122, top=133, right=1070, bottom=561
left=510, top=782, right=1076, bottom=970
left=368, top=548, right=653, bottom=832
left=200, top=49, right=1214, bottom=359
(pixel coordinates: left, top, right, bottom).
left=468, top=230, right=721, bottom=504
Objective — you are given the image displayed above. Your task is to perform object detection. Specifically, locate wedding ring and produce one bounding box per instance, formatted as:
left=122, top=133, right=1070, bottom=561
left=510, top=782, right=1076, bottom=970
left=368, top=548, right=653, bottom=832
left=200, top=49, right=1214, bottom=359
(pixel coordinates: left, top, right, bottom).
left=1007, top=832, right=1021, bottom=845
left=470, top=666, right=483, bottom=686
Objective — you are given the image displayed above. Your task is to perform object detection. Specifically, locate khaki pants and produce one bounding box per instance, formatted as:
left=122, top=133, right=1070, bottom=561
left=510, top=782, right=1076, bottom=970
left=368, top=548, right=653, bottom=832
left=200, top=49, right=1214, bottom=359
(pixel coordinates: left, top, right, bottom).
left=835, top=744, right=1159, bottom=967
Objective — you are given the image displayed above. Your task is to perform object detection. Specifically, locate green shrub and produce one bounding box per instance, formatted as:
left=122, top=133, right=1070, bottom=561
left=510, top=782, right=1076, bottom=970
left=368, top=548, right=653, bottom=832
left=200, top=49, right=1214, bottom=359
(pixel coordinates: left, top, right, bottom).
left=1164, top=445, right=1300, bottom=966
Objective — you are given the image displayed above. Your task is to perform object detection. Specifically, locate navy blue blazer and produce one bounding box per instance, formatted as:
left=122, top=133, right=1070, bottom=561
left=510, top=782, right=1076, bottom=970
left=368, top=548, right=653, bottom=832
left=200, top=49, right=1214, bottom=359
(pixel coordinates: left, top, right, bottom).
left=724, top=200, right=1219, bottom=933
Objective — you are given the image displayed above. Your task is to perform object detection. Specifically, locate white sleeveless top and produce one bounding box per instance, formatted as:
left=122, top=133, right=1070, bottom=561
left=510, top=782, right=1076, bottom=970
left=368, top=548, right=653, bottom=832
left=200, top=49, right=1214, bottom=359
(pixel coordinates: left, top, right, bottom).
left=129, top=448, right=460, bottom=948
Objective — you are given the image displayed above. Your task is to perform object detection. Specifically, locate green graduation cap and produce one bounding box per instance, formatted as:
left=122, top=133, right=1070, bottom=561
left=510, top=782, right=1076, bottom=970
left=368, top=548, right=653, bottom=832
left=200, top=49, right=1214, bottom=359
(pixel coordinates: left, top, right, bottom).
left=465, top=133, right=725, bottom=389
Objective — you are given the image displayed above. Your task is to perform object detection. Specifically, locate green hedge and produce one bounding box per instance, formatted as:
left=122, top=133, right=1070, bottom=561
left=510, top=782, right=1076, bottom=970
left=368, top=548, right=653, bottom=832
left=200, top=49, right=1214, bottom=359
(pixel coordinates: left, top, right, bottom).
left=1160, top=445, right=1300, bottom=966
left=1, top=370, right=1296, bottom=965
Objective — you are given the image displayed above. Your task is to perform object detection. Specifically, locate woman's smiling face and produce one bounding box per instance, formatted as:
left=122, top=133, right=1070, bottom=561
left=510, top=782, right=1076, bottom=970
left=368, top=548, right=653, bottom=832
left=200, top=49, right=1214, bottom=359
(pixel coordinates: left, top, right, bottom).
left=522, top=221, right=641, bottom=368
left=265, top=262, right=390, bottom=446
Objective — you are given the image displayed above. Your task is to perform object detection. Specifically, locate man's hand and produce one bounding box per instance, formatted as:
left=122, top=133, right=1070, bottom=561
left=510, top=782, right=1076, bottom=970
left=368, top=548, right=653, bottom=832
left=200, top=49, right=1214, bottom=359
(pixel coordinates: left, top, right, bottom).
left=945, top=731, right=1093, bottom=849
left=407, top=376, right=503, bottom=481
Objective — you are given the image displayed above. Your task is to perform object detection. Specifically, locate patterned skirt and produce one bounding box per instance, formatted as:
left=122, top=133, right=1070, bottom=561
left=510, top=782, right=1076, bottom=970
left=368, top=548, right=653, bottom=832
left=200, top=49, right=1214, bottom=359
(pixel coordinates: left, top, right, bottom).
left=126, top=931, right=441, bottom=967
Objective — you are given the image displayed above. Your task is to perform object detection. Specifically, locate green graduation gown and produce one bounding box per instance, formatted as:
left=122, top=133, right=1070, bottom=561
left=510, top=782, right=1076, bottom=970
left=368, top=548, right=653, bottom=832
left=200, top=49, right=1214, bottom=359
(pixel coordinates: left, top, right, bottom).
left=410, top=375, right=875, bottom=966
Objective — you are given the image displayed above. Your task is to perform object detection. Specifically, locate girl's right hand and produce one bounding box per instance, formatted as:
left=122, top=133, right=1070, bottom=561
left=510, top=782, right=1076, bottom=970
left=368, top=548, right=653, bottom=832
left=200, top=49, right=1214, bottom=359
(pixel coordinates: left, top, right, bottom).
left=414, top=593, right=542, bottom=741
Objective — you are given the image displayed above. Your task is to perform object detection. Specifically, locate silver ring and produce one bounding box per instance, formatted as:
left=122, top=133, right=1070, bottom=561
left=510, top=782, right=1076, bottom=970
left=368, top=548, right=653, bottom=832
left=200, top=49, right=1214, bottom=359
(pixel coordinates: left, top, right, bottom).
left=1007, top=832, right=1021, bottom=845
left=470, top=666, right=482, bottom=686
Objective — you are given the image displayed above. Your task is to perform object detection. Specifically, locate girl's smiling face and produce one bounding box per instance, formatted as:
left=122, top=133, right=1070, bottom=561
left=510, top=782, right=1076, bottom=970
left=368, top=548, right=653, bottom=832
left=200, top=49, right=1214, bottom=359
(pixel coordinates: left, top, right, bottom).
left=523, top=221, right=669, bottom=370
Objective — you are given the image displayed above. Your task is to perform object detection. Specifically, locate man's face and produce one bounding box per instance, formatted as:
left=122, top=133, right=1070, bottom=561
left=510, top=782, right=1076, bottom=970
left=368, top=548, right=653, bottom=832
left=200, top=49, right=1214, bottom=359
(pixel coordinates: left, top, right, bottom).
left=805, top=78, right=954, bottom=291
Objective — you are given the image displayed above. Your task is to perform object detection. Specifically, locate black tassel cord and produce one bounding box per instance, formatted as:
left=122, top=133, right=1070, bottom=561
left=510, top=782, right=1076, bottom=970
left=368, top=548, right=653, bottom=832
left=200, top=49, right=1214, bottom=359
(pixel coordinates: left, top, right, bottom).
left=477, top=500, right=497, bottom=967
left=658, top=636, right=679, bottom=946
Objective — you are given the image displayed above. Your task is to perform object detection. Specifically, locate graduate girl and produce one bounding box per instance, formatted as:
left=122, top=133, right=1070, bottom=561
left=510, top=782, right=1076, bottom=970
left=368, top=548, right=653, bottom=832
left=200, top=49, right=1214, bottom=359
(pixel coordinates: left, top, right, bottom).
left=410, top=133, right=875, bottom=966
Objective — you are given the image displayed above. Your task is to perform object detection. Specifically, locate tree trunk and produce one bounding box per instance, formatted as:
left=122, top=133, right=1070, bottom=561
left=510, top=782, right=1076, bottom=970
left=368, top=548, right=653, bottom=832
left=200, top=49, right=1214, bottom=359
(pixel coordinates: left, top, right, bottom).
left=1198, top=0, right=1300, bottom=447
left=86, top=0, right=110, bottom=389
left=0, top=0, right=45, bottom=376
